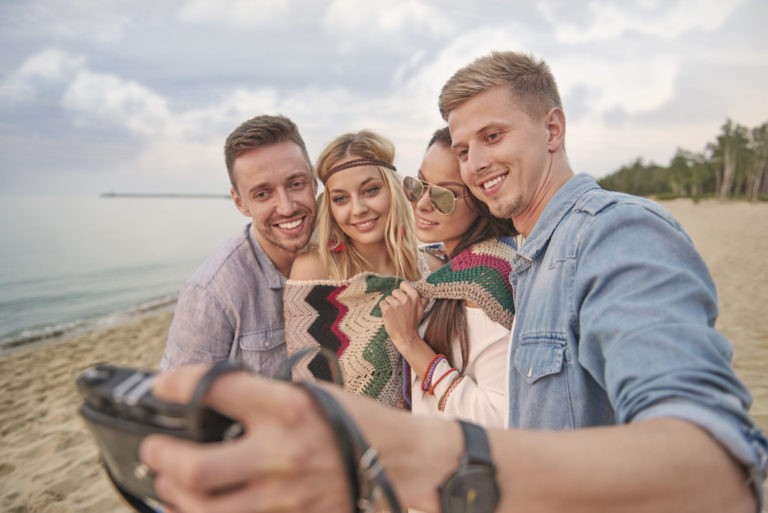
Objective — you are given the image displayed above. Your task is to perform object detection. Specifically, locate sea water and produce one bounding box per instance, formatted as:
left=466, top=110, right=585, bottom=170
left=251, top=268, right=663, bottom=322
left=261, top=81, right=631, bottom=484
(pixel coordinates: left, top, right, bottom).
left=0, top=195, right=245, bottom=352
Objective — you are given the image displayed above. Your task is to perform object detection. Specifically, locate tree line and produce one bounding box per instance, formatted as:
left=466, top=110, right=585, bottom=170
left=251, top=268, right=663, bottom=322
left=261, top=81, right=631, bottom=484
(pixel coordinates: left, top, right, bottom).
left=598, top=120, right=768, bottom=202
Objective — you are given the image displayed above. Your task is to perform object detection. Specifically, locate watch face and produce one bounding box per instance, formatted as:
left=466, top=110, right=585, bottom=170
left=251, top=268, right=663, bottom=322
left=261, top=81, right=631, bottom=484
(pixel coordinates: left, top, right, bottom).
left=440, top=465, right=500, bottom=513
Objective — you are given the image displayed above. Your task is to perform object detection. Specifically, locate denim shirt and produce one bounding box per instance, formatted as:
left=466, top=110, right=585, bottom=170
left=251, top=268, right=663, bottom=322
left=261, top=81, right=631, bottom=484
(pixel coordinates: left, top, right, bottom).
left=160, top=224, right=287, bottom=377
left=508, top=174, right=767, bottom=499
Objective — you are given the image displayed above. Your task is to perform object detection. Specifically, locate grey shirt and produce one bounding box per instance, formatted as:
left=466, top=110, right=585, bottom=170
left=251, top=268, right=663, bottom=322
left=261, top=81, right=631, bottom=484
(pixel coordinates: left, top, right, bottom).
left=160, top=224, right=287, bottom=377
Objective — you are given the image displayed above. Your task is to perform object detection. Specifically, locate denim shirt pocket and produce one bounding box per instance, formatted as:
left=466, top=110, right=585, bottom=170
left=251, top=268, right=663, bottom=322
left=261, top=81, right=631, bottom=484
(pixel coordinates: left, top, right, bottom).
left=239, top=327, right=285, bottom=352
left=513, top=333, right=566, bottom=384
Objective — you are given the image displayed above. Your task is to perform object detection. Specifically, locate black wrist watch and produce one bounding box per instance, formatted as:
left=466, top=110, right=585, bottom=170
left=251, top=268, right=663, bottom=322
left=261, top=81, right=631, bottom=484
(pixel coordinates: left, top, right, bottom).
left=438, top=420, right=500, bottom=513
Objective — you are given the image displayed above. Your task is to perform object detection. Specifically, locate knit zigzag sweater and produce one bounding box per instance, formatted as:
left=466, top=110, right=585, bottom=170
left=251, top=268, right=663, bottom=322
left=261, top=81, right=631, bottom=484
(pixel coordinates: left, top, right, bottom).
left=283, top=236, right=516, bottom=408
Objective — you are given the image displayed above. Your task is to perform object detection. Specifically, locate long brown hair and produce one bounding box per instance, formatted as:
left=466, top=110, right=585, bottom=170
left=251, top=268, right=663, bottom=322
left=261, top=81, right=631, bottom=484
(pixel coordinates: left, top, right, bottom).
left=421, top=127, right=516, bottom=370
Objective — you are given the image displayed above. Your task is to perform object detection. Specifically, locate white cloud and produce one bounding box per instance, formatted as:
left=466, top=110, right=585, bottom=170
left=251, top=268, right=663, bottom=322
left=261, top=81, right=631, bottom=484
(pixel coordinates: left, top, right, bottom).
left=323, top=0, right=454, bottom=37
left=539, top=0, right=746, bottom=43
left=16, top=48, right=85, bottom=81
left=2, top=0, right=765, bottom=194
left=11, top=0, right=134, bottom=43
left=396, top=25, right=533, bottom=104
left=0, top=48, right=85, bottom=100
left=556, top=56, right=679, bottom=116
left=178, top=0, right=290, bottom=27
left=62, top=70, right=179, bottom=138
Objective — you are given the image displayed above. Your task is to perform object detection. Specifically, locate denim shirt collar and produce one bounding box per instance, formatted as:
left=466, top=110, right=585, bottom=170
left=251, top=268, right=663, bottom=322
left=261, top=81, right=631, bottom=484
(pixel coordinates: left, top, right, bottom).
left=245, top=224, right=285, bottom=290
left=514, top=173, right=599, bottom=267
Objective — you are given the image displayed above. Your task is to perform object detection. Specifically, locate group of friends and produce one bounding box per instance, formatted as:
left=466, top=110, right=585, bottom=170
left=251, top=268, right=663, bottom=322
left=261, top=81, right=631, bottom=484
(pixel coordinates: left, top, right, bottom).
left=141, top=51, right=767, bottom=513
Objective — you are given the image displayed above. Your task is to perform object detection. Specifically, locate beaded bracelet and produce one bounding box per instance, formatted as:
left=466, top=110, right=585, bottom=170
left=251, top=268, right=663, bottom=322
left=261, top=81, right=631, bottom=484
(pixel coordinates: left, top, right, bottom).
left=429, top=367, right=459, bottom=396
left=438, top=375, right=465, bottom=412
left=421, top=354, right=446, bottom=392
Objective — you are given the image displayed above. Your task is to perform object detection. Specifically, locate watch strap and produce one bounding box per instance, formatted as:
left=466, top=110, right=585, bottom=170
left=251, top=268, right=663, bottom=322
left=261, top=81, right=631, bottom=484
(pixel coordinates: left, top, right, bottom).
left=458, top=420, right=493, bottom=467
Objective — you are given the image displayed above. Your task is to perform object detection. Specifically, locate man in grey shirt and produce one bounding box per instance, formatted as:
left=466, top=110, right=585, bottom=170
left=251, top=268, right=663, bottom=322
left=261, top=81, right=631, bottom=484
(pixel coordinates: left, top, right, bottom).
left=160, top=115, right=317, bottom=377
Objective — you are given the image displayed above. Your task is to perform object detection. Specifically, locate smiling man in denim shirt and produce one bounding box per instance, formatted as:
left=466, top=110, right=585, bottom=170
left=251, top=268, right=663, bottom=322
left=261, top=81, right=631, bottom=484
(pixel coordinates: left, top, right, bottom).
left=441, top=50, right=767, bottom=511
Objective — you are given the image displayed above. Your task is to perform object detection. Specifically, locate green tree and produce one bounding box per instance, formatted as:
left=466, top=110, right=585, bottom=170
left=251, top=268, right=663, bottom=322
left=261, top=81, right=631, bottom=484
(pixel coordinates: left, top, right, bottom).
left=598, top=118, right=766, bottom=201
left=668, top=149, right=692, bottom=196
left=599, top=158, right=669, bottom=196
left=747, top=123, right=768, bottom=202
left=709, top=120, right=750, bottom=199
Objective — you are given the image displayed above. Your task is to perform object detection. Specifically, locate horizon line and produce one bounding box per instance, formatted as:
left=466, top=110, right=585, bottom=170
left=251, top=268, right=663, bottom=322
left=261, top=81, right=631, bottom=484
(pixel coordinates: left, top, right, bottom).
left=100, top=192, right=230, bottom=199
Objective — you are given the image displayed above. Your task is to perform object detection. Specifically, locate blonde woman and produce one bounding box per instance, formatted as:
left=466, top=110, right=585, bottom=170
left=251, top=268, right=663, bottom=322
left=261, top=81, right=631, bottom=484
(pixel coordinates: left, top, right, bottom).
left=284, top=130, right=426, bottom=408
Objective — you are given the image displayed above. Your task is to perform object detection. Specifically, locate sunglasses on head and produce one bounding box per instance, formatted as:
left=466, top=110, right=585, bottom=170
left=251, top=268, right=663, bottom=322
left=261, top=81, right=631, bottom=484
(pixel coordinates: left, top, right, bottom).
left=402, top=176, right=467, bottom=215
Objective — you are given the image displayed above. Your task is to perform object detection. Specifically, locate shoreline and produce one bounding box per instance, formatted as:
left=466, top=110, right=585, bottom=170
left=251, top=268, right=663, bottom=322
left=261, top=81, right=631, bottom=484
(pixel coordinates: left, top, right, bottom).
left=0, top=296, right=178, bottom=356
left=0, top=197, right=766, bottom=512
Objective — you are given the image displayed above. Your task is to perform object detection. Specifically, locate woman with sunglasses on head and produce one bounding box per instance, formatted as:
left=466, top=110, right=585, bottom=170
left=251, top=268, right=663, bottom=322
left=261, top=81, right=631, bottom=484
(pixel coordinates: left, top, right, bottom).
left=284, top=129, right=427, bottom=408
left=381, top=127, right=517, bottom=428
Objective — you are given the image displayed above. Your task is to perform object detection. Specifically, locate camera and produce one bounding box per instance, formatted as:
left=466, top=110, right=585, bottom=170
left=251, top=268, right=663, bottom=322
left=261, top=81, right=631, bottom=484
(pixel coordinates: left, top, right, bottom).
left=76, top=363, right=241, bottom=503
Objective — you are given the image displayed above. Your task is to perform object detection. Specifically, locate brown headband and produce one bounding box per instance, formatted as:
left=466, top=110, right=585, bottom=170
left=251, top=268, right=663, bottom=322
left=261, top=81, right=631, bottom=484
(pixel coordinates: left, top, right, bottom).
left=321, top=158, right=396, bottom=184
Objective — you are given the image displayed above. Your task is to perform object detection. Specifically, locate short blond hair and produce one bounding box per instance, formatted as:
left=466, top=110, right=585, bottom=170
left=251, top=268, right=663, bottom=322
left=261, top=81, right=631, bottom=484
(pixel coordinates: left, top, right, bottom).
left=439, top=51, right=562, bottom=121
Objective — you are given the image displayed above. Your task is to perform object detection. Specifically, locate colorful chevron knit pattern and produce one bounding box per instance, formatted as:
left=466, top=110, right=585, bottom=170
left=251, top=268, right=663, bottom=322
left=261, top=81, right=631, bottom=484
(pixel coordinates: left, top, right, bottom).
left=413, top=236, right=516, bottom=329
left=285, top=274, right=406, bottom=408
left=283, top=236, right=517, bottom=408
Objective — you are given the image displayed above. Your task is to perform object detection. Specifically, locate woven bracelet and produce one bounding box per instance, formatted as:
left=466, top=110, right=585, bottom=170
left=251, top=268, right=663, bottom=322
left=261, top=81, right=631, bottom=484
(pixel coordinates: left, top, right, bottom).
left=422, top=354, right=446, bottom=392
left=429, top=368, right=458, bottom=396
left=438, top=375, right=464, bottom=412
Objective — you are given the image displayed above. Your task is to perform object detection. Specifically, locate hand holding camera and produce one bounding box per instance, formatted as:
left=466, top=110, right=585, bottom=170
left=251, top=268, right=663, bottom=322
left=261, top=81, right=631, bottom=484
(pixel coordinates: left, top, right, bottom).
left=77, top=352, right=403, bottom=513
left=76, top=363, right=242, bottom=504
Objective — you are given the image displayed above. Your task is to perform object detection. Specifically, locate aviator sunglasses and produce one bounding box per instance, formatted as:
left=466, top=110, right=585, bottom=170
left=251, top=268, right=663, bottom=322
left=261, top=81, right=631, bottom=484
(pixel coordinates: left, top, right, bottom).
left=402, top=176, right=467, bottom=215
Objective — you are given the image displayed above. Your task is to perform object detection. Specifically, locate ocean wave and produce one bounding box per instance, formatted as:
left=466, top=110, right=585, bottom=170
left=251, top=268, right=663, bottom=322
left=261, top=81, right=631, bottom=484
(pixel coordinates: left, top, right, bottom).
left=0, top=294, right=178, bottom=354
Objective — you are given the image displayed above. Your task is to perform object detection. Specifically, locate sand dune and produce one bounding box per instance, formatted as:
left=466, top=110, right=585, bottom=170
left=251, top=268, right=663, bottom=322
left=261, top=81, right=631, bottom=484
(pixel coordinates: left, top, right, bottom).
left=0, top=198, right=766, bottom=512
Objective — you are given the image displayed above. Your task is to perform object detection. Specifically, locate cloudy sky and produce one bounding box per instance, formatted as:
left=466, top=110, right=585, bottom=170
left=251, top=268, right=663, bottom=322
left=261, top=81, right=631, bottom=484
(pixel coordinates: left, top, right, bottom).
left=1, top=0, right=766, bottom=196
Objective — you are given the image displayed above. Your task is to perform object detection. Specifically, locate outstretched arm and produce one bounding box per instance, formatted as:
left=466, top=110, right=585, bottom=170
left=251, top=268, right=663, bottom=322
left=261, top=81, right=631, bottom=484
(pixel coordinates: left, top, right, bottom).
left=140, top=365, right=757, bottom=513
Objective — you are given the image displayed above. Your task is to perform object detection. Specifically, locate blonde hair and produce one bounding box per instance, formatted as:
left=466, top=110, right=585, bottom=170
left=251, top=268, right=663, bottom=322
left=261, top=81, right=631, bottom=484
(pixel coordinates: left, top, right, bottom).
left=315, top=130, right=420, bottom=281
left=439, top=51, right=562, bottom=121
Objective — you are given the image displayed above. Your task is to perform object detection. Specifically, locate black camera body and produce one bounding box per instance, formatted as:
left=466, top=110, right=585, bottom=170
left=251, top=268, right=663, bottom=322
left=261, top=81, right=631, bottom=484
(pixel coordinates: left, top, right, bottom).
left=76, top=363, right=240, bottom=502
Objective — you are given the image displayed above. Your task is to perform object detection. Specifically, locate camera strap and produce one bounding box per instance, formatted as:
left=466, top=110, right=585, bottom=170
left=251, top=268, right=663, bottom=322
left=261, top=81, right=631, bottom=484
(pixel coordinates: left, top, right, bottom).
left=278, top=347, right=402, bottom=513
left=186, top=360, right=247, bottom=441
left=296, top=381, right=402, bottom=513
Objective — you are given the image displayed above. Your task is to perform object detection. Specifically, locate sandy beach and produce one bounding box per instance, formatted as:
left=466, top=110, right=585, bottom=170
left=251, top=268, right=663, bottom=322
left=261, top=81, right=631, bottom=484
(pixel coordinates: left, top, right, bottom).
left=1, top=198, right=767, bottom=512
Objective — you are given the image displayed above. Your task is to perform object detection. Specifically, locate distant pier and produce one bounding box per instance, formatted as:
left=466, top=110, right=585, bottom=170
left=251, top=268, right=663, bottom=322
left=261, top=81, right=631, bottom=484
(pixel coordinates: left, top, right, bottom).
left=100, top=192, right=230, bottom=199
